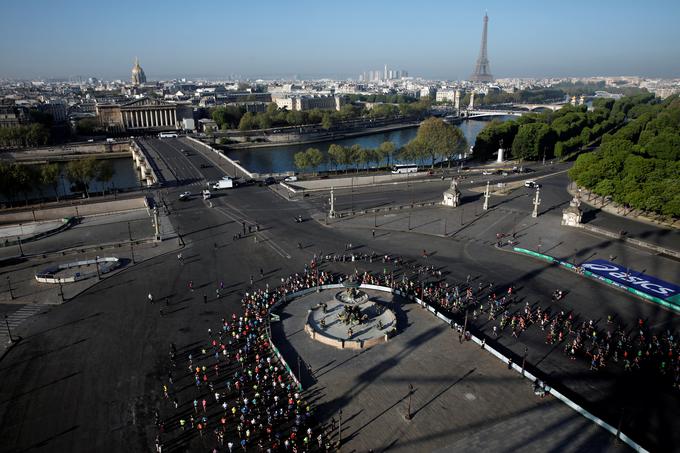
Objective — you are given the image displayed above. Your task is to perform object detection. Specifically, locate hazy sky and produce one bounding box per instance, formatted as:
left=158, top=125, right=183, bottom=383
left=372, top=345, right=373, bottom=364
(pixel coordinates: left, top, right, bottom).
left=1, top=0, right=679, bottom=80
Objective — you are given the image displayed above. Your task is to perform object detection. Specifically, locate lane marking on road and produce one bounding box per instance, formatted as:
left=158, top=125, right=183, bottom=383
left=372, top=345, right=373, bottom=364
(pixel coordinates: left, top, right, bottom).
left=214, top=205, right=291, bottom=259
left=0, top=304, right=46, bottom=342
left=161, top=138, right=206, bottom=181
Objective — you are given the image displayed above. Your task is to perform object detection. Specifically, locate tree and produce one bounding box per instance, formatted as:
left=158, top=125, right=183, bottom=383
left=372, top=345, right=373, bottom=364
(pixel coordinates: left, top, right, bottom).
left=26, top=124, right=50, bottom=147
left=321, top=113, right=333, bottom=130
left=12, top=164, right=37, bottom=205
left=399, top=139, right=426, bottom=164
left=76, top=118, right=102, bottom=136
left=473, top=120, right=519, bottom=161
left=354, top=147, right=373, bottom=172
left=212, top=106, right=243, bottom=129
left=266, top=103, right=278, bottom=115
left=349, top=144, right=363, bottom=173
left=96, top=160, right=115, bottom=194
left=0, top=162, right=15, bottom=201
left=327, top=144, right=346, bottom=173
left=305, top=148, right=323, bottom=174
left=407, top=117, right=466, bottom=168
left=66, top=157, right=98, bottom=197
left=511, top=123, right=547, bottom=161
left=293, top=151, right=310, bottom=172
left=376, top=141, right=396, bottom=168
left=40, top=163, right=61, bottom=201
left=238, top=112, right=255, bottom=131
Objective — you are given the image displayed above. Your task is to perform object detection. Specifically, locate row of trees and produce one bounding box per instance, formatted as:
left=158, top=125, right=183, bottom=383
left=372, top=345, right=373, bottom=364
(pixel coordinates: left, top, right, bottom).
left=0, top=124, right=51, bottom=148
left=0, top=108, right=56, bottom=149
left=569, top=95, right=680, bottom=218
left=457, top=83, right=649, bottom=108
left=473, top=93, right=657, bottom=162
left=293, top=118, right=467, bottom=173
left=211, top=99, right=431, bottom=132
left=455, top=88, right=566, bottom=108
left=0, top=157, right=116, bottom=204
left=294, top=142, right=397, bottom=174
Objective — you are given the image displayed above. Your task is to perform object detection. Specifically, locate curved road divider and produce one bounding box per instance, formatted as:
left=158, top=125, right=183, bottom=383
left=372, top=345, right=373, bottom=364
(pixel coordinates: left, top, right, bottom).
left=35, top=256, right=121, bottom=283
left=1, top=217, right=78, bottom=248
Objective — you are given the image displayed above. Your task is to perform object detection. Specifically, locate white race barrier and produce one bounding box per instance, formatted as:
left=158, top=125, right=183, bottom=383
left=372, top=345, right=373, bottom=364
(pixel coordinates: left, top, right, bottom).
left=268, top=282, right=647, bottom=451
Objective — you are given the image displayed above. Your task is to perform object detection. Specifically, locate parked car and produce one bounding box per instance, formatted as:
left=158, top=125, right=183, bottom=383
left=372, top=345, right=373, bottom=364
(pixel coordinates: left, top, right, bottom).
left=524, top=180, right=540, bottom=188
left=284, top=176, right=298, bottom=182
left=179, top=191, right=191, bottom=200
left=264, top=177, right=277, bottom=185
left=482, top=170, right=493, bottom=175
left=202, top=189, right=211, bottom=200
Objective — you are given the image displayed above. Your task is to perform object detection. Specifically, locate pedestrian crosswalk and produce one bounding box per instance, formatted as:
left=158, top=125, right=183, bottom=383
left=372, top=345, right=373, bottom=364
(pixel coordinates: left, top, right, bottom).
left=0, top=304, right=46, bottom=346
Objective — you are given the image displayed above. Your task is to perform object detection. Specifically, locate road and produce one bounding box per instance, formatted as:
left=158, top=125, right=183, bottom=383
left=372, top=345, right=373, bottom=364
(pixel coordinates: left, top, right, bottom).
left=0, top=137, right=677, bottom=452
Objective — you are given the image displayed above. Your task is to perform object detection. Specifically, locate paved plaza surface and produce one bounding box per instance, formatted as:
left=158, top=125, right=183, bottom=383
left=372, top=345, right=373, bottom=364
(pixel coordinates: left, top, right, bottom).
left=0, top=136, right=677, bottom=452
left=274, top=288, right=625, bottom=452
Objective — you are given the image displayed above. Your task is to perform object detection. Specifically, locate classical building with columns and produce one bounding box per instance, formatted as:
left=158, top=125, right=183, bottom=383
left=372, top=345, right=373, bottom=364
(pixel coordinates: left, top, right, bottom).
left=97, top=97, right=179, bottom=132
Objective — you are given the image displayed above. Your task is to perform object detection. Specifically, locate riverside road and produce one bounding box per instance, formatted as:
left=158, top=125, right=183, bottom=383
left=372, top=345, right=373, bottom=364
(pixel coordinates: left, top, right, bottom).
left=0, top=136, right=677, bottom=452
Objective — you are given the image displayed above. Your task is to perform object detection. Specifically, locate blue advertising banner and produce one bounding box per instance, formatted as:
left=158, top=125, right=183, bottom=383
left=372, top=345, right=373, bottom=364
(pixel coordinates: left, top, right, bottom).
left=581, top=260, right=680, bottom=303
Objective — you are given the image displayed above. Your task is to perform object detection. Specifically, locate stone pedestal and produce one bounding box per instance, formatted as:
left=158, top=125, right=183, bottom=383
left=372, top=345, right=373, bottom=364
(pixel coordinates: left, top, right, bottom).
left=561, top=196, right=583, bottom=226
left=442, top=179, right=461, bottom=207
left=497, top=147, right=505, bottom=163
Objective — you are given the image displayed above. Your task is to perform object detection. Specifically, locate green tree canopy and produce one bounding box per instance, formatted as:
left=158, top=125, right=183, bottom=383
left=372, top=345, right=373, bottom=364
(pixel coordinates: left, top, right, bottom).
left=407, top=117, right=467, bottom=167
left=66, top=157, right=98, bottom=197
left=40, top=163, right=61, bottom=200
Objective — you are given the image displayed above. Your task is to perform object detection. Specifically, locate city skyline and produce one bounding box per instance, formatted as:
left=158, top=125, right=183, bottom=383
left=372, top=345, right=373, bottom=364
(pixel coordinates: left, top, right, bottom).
left=1, top=0, right=680, bottom=80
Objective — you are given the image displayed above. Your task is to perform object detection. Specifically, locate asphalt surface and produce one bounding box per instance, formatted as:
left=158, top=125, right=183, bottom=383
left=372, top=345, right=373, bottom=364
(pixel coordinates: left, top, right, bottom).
left=0, top=136, right=677, bottom=452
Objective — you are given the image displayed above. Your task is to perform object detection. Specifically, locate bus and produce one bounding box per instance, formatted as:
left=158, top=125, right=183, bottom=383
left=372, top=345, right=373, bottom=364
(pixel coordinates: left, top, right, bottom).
left=391, top=164, right=418, bottom=174
left=159, top=132, right=178, bottom=138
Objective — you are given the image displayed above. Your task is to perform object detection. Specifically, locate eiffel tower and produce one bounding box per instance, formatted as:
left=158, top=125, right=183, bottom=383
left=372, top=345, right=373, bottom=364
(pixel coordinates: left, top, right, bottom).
left=470, top=13, right=493, bottom=83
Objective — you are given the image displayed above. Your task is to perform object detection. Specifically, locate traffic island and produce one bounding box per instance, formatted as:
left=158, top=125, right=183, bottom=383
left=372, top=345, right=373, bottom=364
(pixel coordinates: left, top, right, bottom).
left=305, top=280, right=397, bottom=349
left=35, top=256, right=121, bottom=284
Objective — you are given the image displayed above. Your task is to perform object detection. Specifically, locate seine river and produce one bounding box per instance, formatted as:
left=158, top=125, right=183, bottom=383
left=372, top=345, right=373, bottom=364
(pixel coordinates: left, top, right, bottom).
left=225, top=117, right=513, bottom=173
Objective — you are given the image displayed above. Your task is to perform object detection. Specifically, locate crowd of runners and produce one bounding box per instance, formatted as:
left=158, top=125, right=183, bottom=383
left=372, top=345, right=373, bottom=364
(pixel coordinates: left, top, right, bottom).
left=154, top=252, right=678, bottom=451
left=155, top=265, right=356, bottom=452
left=398, top=270, right=680, bottom=390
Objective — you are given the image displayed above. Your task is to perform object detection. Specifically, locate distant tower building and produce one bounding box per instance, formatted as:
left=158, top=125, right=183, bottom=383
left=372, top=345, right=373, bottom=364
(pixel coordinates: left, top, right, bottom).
left=131, top=57, right=147, bottom=86
left=384, top=64, right=388, bottom=81
left=470, top=13, right=493, bottom=83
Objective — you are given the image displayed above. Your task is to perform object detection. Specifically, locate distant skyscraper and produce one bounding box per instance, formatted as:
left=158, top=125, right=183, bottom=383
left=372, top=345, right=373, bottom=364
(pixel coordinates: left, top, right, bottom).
left=384, top=64, right=388, bottom=81
left=131, top=57, right=147, bottom=86
left=470, top=13, right=493, bottom=83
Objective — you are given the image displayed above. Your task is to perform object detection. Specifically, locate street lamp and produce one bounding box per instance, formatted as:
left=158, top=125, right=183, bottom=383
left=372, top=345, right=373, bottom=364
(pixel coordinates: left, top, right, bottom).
left=522, top=347, right=528, bottom=376
left=6, top=276, right=14, bottom=300
left=405, top=383, right=414, bottom=420
left=95, top=256, right=101, bottom=280
left=17, top=236, right=24, bottom=257
left=297, top=355, right=302, bottom=384
left=128, top=222, right=136, bottom=263
left=58, top=277, right=64, bottom=302
left=338, top=409, right=343, bottom=448
left=4, top=315, right=14, bottom=343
